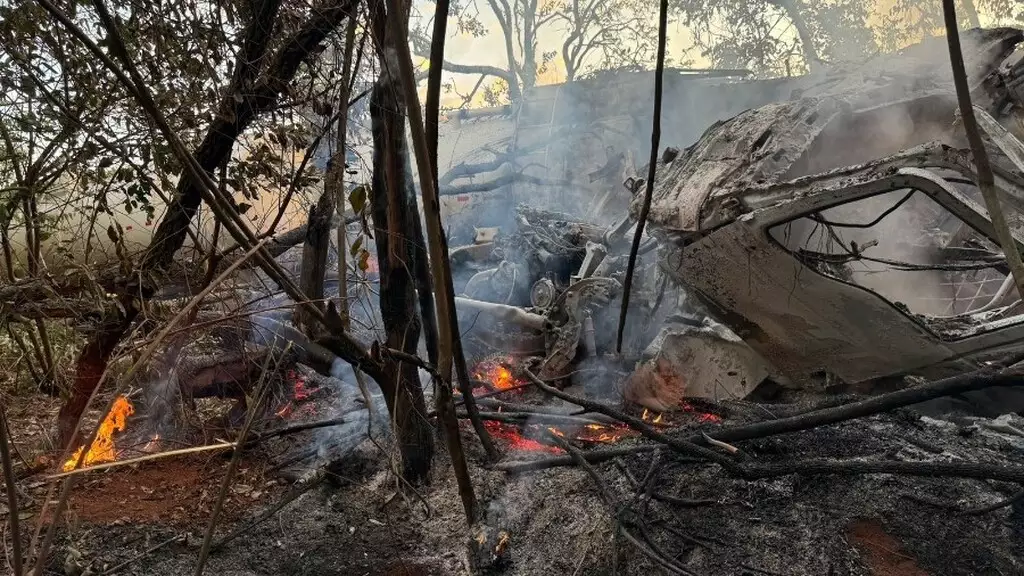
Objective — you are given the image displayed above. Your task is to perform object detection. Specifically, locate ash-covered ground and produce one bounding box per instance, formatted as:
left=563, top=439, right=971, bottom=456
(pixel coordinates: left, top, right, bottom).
left=49, top=399, right=1024, bottom=576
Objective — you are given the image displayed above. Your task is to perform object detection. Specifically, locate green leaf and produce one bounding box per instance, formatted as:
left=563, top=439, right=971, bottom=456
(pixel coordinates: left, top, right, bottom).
left=237, top=202, right=252, bottom=214
left=349, top=236, right=362, bottom=257
left=348, top=185, right=367, bottom=214
left=358, top=249, right=370, bottom=272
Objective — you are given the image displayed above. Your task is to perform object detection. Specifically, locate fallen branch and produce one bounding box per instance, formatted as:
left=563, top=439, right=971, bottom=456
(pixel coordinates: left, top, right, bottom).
left=458, top=410, right=612, bottom=427
left=651, top=493, right=721, bottom=508
left=547, top=431, right=693, bottom=576
left=242, top=417, right=346, bottom=447
left=440, top=172, right=572, bottom=196
left=473, top=397, right=620, bottom=422
left=46, top=442, right=236, bottom=479
left=697, top=368, right=1024, bottom=446
left=101, top=533, right=187, bottom=575
left=196, top=349, right=277, bottom=576
left=453, top=382, right=535, bottom=405
left=494, top=445, right=665, bottom=473
left=546, top=430, right=616, bottom=507
left=741, top=458, right=1024, bottom=483
left=964, top=488, right=1024, bottom=515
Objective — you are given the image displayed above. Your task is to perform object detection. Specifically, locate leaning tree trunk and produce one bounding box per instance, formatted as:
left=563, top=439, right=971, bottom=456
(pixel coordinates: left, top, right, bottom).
left=369, top=72, right=435, bottom=483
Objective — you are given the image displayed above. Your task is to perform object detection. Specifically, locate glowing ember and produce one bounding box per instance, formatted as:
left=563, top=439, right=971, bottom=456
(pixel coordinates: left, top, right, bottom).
left=143, top=434, right=161, bottom=453
left=575, top=422, right=634, bottom=444
left=276, top=371, right=317, bottom=419
left=63, top=396, right=134, bottom=472
left=461, top=358, right=722, bottom=452
left=680, top=401, right=722, bottom=423
left=288, top=370, right=311, bottom=401
left=483, top=421, right=563, bottom=454
left=472, top=357, right=520, bottom=392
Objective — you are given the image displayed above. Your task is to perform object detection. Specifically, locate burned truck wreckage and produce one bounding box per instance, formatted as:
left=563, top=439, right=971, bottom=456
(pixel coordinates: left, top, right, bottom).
left=445, top=27, right=1024, bottom=419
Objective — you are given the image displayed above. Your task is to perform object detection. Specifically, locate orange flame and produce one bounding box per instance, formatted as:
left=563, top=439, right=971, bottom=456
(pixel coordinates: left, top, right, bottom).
left=472, top=357, right=521, bottom=393
left=575, top=422, right=633, bottom=444
left=641, top=408, right=668, bottom=425
left=63, top=396, right=134, bottom=472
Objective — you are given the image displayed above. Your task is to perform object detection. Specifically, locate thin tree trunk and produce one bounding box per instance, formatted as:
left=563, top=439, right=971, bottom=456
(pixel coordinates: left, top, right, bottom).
left=0, top=406, right=23, bottom=576
left=385, top=0, right=486, bottom=521
left=32, top=318, right=55, bottom=382
left=369, top=70, right=434, bottom=483
left=20, top=193, right=55, bottom=385
left=616, top=0, right=667, bottom=353
left=767, top=0, right=822, bottom=73
left=484, top=0, right=524, bottom=100
left=296, top=191, right=334, bottom=337
left=8, top=326, right=45, bottom=394
left=21, top=327, right=47, bottom=384
left=423, top=0, right=497, bottom=463
left=335, top=17, right=357, bottom=319
left=942, top=0, right=1024, bottom=302
left=410, top=176, right=440, bottom=366
left=0, top=222, right=14, bottom=282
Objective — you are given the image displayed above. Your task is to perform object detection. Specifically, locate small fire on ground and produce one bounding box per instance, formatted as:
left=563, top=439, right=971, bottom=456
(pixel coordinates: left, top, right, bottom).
left=274, top=370, right=316, bottom=419
left=63, top=395, right=134, bottom=472
left=471, top=358, right=519, bottom=394
left=467, top=358, right=720, bottom=453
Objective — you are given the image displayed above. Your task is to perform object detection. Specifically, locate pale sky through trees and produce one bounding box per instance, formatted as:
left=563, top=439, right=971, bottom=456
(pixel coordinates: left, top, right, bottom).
left=419, top=0, right=1022, bottom=108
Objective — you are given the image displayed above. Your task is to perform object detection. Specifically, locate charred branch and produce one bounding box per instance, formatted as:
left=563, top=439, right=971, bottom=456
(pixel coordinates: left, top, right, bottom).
left=615, top=0, right=667, bottom=353
left=698, top=368, right=1024, bottom=447
left=494, top=445, right=664, bottom=472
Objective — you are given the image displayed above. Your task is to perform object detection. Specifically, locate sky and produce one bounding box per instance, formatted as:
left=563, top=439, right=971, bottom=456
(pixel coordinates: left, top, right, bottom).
left=419, top=0, right=1019, bottom=108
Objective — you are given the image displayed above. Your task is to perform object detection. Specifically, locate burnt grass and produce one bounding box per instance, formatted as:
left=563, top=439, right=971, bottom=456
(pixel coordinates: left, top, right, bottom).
left=51, top=406, right=1024, bottom=576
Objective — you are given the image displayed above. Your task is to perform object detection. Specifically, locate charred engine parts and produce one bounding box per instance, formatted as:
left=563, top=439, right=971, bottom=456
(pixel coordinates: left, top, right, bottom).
left=530, top=278, right=556, bottom=309
left=451, top=203, right=663, bottom=379
left=572, top=241, right=607, bottom=284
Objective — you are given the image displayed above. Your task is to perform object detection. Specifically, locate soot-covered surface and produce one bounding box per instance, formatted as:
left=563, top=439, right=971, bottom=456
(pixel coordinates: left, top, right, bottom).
left=54, top=407, right=1024, bottom=576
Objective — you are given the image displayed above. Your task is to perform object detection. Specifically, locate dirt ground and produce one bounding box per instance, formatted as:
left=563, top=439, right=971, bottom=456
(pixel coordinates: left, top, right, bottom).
left=7, top=390, right=1024, bottom=576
